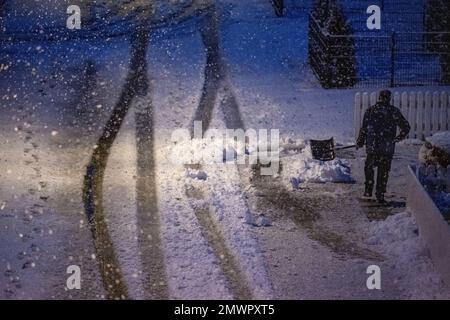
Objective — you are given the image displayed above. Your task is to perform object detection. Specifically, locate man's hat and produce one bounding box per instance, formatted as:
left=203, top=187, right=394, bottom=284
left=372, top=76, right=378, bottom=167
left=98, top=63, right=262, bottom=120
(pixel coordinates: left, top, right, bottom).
left=379, top=89, right=392, bottom=102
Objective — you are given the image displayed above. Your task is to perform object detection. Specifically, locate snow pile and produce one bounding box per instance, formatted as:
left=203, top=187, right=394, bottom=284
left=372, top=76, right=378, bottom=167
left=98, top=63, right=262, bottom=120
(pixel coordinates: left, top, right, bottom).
left=366, top=212, right=422, bottom=251
left=170, top=137, right=246, bottom=165
left=282, top=144, right=354, bottom=187
left=279, top=136, right=307, bottom=154
left=366, top=212, right=447, bottom=298
left=427, top=131, right=450, bottom=153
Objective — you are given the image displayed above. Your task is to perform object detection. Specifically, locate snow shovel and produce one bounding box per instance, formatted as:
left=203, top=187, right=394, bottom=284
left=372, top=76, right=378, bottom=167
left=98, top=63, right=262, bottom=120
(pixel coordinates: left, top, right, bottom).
left=310, top=138, right=357, bottom=161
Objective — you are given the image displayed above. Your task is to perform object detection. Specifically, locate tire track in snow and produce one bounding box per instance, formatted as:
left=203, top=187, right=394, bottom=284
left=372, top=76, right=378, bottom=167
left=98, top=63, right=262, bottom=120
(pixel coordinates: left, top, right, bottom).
left=185, top=5, right=254, bottom=299
left=184, top=4, right=272, bottom=299
left=83, top=24, right=168, bottom=299
left=134, top=96, right=169, bottom=299
left=184, top=182, right=253, bottom=300
left=81, top=1, right=222, bottom=299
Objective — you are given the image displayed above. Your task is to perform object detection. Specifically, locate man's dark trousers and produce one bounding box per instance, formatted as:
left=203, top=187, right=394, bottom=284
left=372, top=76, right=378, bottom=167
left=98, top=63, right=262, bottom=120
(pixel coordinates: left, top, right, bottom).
left=364, top=153, right=393, bottom=196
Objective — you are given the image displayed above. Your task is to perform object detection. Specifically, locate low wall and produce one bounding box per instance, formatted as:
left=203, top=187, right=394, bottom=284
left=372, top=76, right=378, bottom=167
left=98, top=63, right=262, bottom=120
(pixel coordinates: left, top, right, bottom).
left=407, top=165, right=450, bottom=286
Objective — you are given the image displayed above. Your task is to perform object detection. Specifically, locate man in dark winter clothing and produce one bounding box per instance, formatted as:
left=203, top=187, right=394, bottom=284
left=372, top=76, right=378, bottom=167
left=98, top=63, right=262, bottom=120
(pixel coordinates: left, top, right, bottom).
left=356, top=90, right=411, bottom=203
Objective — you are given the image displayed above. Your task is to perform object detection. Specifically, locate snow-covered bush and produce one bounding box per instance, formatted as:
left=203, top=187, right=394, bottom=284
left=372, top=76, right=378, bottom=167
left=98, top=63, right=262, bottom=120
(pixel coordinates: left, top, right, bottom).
left=417, top=132, right=450, bottom=222
left=425, top=0, right=450, bottom=84
left=419, top=132, right=450, bottom=167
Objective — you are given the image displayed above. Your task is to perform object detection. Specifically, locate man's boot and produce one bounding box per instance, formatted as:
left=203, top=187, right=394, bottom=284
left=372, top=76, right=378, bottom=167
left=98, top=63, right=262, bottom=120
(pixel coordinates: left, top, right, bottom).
left=363, top=183, right=373, bottom=198
left=376, top=193, right=386, bottom=204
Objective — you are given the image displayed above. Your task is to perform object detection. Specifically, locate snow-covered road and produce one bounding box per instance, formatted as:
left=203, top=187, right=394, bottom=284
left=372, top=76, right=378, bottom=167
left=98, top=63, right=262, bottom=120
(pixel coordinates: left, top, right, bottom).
left=1, top=0, right=449, bottom=300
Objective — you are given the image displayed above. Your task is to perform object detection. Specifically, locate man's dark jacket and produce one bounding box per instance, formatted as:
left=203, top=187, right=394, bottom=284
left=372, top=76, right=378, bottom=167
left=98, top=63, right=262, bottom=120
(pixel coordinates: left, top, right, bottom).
left=357, top=102, right=411, bottom=156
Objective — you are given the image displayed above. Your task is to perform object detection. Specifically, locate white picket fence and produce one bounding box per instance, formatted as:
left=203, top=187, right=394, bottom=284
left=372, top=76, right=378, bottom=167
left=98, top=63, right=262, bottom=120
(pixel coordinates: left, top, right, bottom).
left=355, top=91, right=450, bottom=140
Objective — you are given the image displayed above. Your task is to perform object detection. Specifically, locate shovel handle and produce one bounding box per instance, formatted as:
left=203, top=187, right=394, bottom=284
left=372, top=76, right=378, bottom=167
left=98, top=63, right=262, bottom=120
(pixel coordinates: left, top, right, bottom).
left=335, top=145, right=357, bottom=151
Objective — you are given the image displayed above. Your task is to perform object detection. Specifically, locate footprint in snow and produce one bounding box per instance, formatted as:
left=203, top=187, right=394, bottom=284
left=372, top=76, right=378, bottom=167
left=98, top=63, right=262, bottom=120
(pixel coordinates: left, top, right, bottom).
left=4, top=269, right=15, bottom=277
left=17, top=251, right=31, bottom=260
left=30, top=205, right=44, bottom=215
left=33, top=227, right=43, bottom=235
left=11, top=277, right=22, bottom=289
left=4, top=288, right=15, bottom=298
left=22, top=214, right=33, bottom=223
left=22, top=260, right=33, bottom=269
left=20, top=234, right=33, bottom=242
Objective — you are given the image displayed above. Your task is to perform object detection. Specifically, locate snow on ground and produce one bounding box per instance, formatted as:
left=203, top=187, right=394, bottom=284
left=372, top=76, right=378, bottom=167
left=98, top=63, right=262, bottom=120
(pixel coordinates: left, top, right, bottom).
left=184, top=107, right=275, bottom=299
left=157, top=161, right=235, bottom=300
left=0, top=10, right=132, bottom=298
left=181, top=160, right=275, bottom=299
left=1, top=0, right=450, bottom=300
left=216, top=0, right=450, bottom=299
left=148, top=28, right=238, bottom=299
left=0, top=95, right=106, bottom=299
left=102, top=109, right=146, bottom=300
left=219, top=0, right=357, bottom=144
left=151, top=71, right=274, bottom=298
left=366, top=211, right=449, bottom=299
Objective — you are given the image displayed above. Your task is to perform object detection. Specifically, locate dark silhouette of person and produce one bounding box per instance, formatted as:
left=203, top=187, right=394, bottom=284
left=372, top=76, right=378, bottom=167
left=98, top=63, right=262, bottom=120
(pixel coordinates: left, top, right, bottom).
left=357, top=90, right=411, bottom=203
left=272, top=0, right=284, bottom=17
